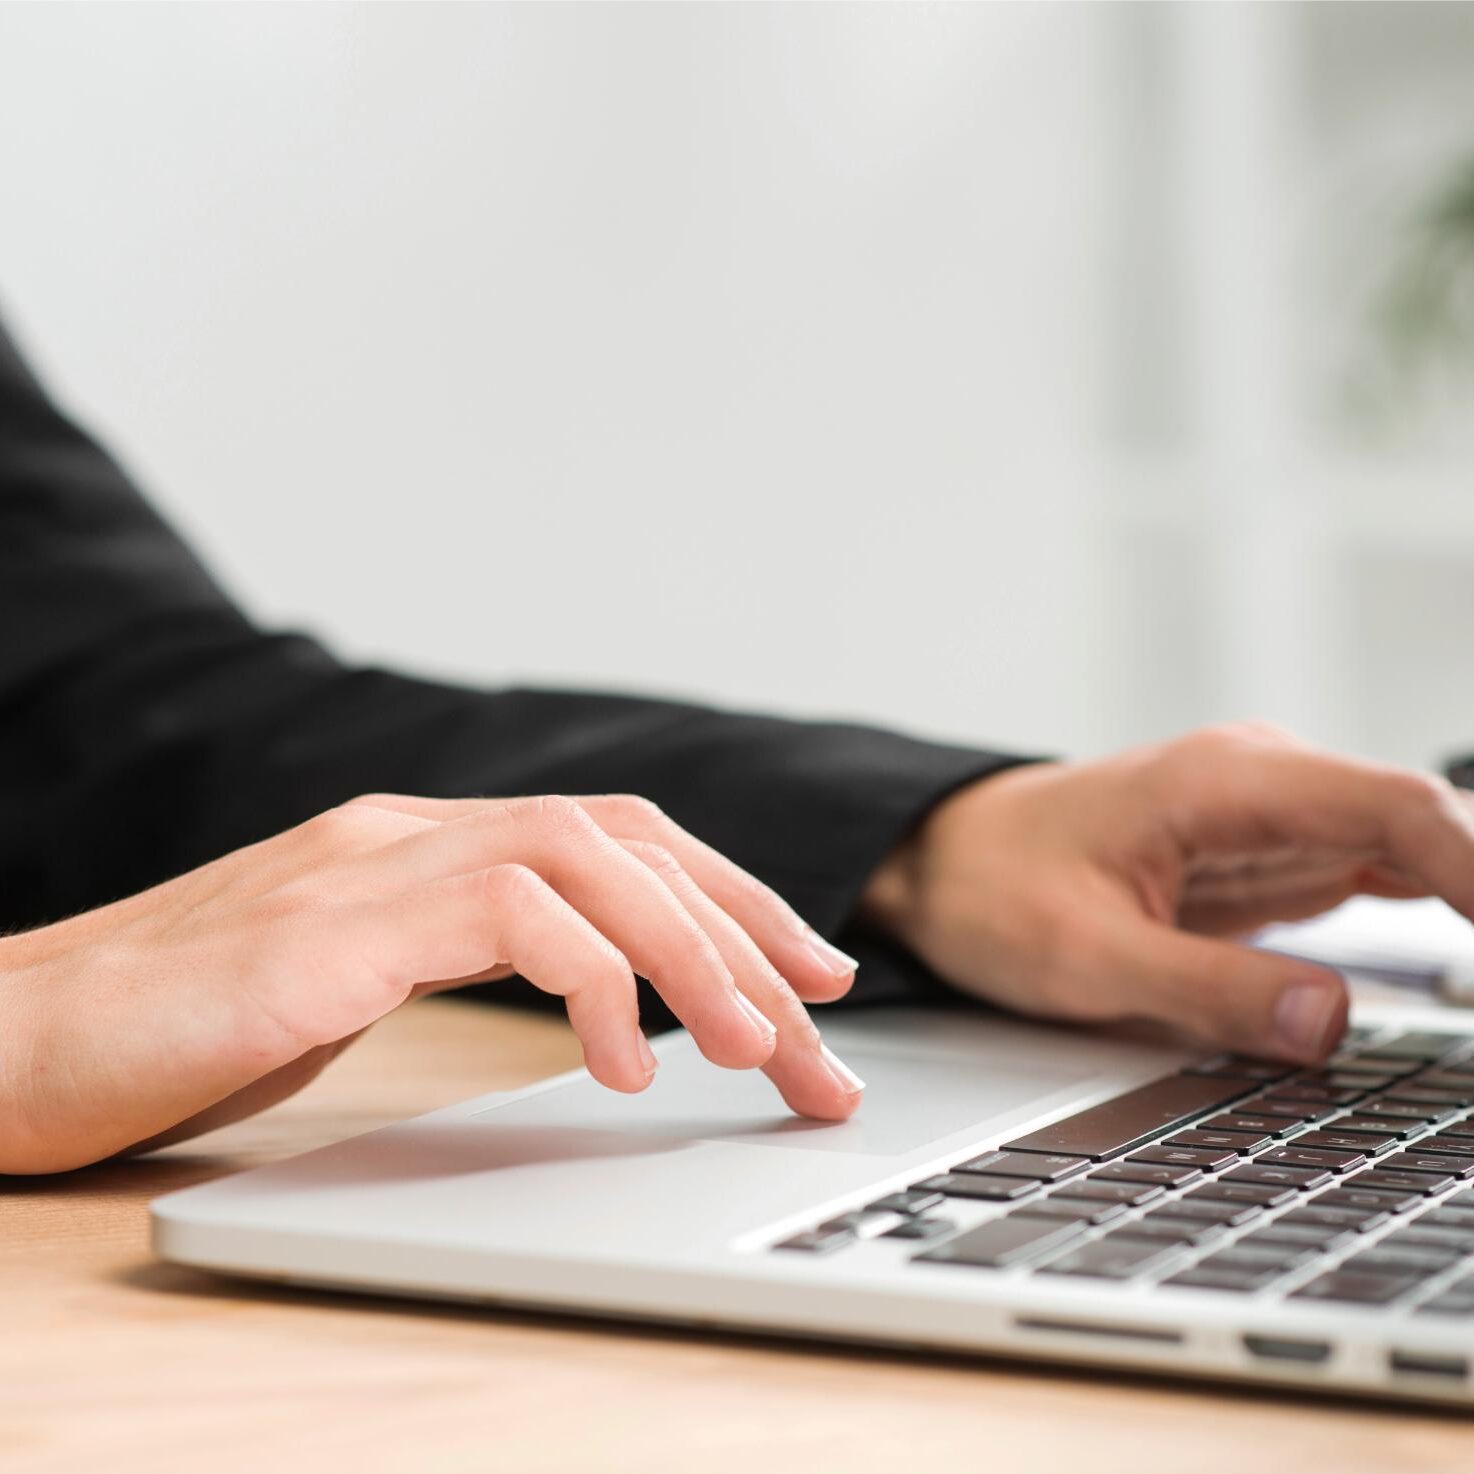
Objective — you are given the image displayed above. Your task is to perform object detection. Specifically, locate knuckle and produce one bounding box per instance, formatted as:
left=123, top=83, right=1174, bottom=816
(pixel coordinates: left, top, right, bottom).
left=342, top=792, right=402, bottom=810
left=790, top=1017, right=824, bottom=1054
left=1398, top=768, right=1455, bottom=814
left=525, top=794, right=596, bottom=838
left=298, top=804, right=378, bottom=848
left=1230, top=718, right=1297, bottom=747
left=1182, top=722, right=1244, bottom=759
left=483, top=862, right=547, bottom=908
left=602, top=793, right=665, bottom=827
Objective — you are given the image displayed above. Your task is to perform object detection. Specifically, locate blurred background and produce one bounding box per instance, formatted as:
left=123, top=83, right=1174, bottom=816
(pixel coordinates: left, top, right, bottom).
left=3, top=1, right=1473, bottom=768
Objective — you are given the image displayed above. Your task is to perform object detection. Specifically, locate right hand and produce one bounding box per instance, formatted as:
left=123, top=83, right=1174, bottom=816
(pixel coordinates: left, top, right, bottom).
left=0, top=793, right=866, bottom=1174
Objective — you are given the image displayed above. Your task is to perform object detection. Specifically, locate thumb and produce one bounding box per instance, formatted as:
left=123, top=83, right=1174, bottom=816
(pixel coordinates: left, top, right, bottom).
left=1096, top=917, right=1349, bottom=1063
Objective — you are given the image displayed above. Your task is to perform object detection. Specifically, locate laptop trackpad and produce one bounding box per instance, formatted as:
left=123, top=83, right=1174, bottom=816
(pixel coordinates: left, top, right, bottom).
left=474, top=1040, right=1095, bottom=1157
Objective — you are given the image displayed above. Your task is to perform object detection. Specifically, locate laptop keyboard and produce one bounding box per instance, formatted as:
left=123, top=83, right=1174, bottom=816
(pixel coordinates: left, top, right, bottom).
left=771, top=1027, right=1474, bottom=1315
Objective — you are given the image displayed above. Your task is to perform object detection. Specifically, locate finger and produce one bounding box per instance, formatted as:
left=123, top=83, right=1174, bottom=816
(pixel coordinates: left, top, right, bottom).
left=618, top=840, right=861, bottom=1121
left=578, top=795, right=859, bottom=1003
left=1089, top=913, right=1349, bottom=1063
left=323, top=864, right=656, bottom=1093
left=1179, top=866, right=1430, bottom=937
left=325, top=797, right=778, bottom=1070
left=345, top=792, right=861, bottom=1004
left=1198, top=747, right=1474, bottom=922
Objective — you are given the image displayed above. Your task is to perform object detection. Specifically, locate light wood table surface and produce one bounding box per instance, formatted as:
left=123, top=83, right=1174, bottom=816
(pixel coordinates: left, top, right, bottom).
left=4, top=998, right=1471, bottom=1474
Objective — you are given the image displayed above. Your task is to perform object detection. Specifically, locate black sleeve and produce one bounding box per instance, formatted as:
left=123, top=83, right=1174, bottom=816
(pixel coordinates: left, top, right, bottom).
left=0, top=315, right=1030, bottom=1024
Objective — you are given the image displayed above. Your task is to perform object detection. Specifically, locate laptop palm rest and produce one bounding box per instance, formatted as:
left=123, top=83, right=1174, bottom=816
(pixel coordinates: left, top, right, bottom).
left=474, top=1034, right=1096, bottom=1158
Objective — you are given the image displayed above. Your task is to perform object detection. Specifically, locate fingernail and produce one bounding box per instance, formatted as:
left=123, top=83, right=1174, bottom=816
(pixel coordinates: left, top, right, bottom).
left=637, top=1033, right=659, bottom=1081
left=733, top=991, right=777, bottom=1045
left=805, top=927, right=860, bottom=980
left=1274, top=980, right=1339, bottom=1057
left=821, top=1043, right=866, bottom=1095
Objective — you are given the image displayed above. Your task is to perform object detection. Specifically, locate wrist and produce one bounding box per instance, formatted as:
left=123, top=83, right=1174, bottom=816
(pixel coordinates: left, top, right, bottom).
left=858, top=762, right=1057, bottom=955
left=0, top=932, right=52, bottom=1173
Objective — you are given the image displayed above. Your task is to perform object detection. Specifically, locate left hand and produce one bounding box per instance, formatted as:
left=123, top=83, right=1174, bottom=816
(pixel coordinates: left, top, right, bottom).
left=862, top=723, right=1474, bottom=1062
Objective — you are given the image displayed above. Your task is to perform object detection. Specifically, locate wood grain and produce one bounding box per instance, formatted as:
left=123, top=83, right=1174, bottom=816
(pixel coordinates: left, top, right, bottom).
left=2, top=998, right=1469, bottom=1473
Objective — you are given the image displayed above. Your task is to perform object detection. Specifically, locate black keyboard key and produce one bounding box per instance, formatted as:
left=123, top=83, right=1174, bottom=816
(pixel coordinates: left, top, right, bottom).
left=1110, top=1220, right=1204, bottom=1246
left=953, top=1150, right=1090, bottom=1182
left=1354, top=1100, right=1455, bottom=1124
left=1332, top=1053, right=1421, bottom=1076
left=1221, top=1163, right=1331, bottom=1192
left=1232, top=1231, right=1324, bottom=1265
left=1349, top=1166, right=1455, bottom=1196
left=1383, top=1086, right=1474, bottom=1108
left=1035, top=1236, right=1182, bottom=1281
left=1135, top=1208, right=1231, bottom=1245
left=1052, top=1180, right=1165, bottom=1209
left=867, top=1190, right=945, bottom=1215
left=1374, top=1032, right=1467, bottom=1062
left=1165, top=1258, right=1283, bottom=1293
left=818, top=1212, right=898, bottom=1235
left=1428, top=1061, right=1474, bottom=1081
left=1186, top=1179, right=1295, bottom=1209
left=1344, top=1245, right=1459, bottom=1275
left=1294, top=1070, right=1381, bottom=1093
left=1238, top=1097, right=1335, bottom=1121
left=1157, top=1196, right=1264, bottom=1228
left=1258, top=1144, right=1366, bottom=1174
left=1277, top=1204, right=1389, bottom=1234
left=916, top=1173, right=1039, bottom=1202
left=1163, top=1129, right=1268, bottom=1155
left=1318, top=1186, right=1421, bottom=1215
left=914, top=1215, right=1085, bottom=1268
left=1406, top=1075, right=1474, bottom=1102
left=1416, top=1290, right=1474, bottom=1316
left=1445, top=1189, right=1474, bottom=1212
left=1268, top=1083, right=1362, bottom=1106
left=1182, top=1055, right=1294, bottom=1082
left=1386, top=1224, right=1474, bottom=1254
left=1431, top=1120, right=1474, bottom=1140
left=1213, top=1240, right=1316, bottom=1270
left=1002, top=1075, right=1256, bottom=1160
left=883, top=1216, right=955, bottom=1241
left=1015, top=1199, right=1128, bottom=1227
left=1130, top=1144, right=1237, bottom=1171
left=775, top=1229, right=851, bottom=1254
left=1382, top=1152, right=1474, bottom=1180
left=1090, top=1160, right=1202, bottom=1189
left=1417, top=1134, right=1474, bottom=1158
left=1252, top=1221, right=1357, bottom=1251
left=1331, top=1117, right=1420, bottom=1140
left=1322, top=1072, right=1395, bottom=1091
left=1292, top=1269, right=1423, bottom=1305
left=1292, top=1129, right=1397, bottom=1156
left=1201, top=1113, right=1294, bottom=1138
left=1417, top=1206, right=1474, bottom=1230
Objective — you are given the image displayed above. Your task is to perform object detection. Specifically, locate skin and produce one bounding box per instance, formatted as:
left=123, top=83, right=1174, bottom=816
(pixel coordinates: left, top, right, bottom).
left=864, top=722, right=1474, bottom=1062
left=5, top=722, right=1474, bottom=1174
left=0, top=793, right=863, bottom=1174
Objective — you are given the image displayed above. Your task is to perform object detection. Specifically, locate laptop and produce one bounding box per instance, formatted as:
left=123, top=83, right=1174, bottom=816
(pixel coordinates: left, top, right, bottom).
left=152, top=986, right=1474, bottom=1407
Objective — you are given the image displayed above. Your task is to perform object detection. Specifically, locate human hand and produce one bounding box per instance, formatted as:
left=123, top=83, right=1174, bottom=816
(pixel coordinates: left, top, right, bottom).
left=863, top=724, right=1474, bottom=1062
left=1, top=794, right=864, bottom=1174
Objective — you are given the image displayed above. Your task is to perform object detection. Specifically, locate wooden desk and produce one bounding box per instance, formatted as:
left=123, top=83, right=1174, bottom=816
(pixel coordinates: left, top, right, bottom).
left=3, top=999, right=1469, bottom=1473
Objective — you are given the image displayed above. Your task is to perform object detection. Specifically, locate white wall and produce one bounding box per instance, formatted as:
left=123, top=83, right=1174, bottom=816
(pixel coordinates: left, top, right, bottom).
left=2, top=3, right=1472, bottom=768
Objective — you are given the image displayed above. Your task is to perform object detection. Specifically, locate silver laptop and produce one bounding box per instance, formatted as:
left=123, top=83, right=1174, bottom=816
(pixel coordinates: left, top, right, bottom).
left=152, top=991, right=1474, bottom=1406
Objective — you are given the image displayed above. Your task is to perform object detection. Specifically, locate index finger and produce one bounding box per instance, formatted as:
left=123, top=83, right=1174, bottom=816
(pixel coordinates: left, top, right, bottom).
left=1207, top=746, right=1474, bottom=922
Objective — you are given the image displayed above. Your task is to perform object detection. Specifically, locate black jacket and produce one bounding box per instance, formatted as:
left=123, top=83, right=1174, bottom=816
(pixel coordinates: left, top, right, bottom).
left=0, top=315, right=1024, bottom=1023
